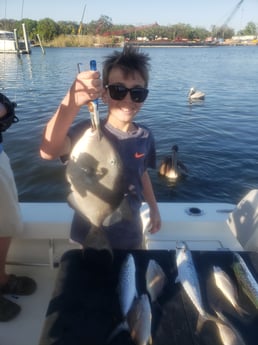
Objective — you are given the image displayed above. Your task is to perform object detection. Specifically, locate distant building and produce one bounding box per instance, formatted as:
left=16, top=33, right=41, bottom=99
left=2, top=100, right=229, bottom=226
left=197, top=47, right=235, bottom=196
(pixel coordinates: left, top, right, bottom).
left=232, top=35, right=257, bottom=42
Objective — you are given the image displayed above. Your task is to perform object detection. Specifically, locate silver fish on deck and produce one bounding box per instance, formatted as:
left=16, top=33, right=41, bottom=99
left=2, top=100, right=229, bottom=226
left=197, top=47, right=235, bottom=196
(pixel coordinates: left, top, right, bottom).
left=117, top=253, right=138, bottom=318
left=232, top=252, right=258, bottom=309
left=66, top=110, right=124, bottom=254
left=213, top=266, right=249, bottom=316
left=146, top=259, right=167, bottom=303
left=108, top=293, right=152, bottom=345
left=127, top=294, right=152, bottom=345
left=175, top=241, right=223, bottom=330
left=214, top=310, right=246, bottom=345
left=107, top=254, right=138, bottom=343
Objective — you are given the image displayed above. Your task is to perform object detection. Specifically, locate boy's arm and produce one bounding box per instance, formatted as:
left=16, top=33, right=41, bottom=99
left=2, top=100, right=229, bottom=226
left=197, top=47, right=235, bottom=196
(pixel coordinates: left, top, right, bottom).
left=141, top=170, right=161, bottom=234
left=40, top=70, right=101, bottom=160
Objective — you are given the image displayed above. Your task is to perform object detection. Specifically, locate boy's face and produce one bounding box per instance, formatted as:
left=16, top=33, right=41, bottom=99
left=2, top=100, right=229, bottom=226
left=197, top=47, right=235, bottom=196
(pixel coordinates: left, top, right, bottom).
left=102, top=67, right=146, bottom=127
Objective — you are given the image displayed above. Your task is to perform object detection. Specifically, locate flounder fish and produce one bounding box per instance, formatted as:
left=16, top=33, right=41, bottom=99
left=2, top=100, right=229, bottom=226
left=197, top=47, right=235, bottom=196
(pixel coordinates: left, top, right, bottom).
left=66, top=126, right=124, bottom=227
left=66, top=60, right=127, bottom=258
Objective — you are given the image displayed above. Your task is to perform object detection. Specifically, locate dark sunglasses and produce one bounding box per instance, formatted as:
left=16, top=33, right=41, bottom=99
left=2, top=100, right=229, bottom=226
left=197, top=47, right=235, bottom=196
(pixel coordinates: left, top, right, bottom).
left=105, top=84, right=149, bottom=103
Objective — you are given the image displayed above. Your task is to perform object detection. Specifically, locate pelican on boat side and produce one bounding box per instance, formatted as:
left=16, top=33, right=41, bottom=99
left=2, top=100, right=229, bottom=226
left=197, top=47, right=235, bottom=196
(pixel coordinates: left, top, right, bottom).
left=188, top=87, right=205, bottom=102
left=158, top=144, right=188, bottom=180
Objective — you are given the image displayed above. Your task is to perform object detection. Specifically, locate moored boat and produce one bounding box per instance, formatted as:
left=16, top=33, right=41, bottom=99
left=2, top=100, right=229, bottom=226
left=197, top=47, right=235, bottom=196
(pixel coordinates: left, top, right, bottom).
left=0, top=30, right=19, bottom=54
left=0, top=27, right=31, bottom=55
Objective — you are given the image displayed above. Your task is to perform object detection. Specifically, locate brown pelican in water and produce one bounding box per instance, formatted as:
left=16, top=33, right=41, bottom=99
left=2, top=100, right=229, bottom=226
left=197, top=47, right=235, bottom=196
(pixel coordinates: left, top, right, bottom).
left=159, top=145, right=188, bottom=180
left=188, top=87, right=205, bottom=102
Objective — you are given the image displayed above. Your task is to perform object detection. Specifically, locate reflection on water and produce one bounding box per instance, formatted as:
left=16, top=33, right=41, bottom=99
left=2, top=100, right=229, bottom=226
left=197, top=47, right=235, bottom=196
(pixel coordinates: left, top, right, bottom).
left=1, top=46, right=258, bottom=204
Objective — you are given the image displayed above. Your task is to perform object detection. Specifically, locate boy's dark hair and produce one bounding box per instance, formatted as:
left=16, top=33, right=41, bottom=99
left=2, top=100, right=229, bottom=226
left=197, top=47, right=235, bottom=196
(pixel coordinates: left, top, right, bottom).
left=102, top=45, right=150, bottom=87
left=0, top=93, right=19, bottom=142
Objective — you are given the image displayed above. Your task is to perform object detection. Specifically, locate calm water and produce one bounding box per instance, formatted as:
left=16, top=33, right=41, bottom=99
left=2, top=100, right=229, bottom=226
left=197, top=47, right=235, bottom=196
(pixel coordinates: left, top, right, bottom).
left=1, top=46, right=258, bottom=204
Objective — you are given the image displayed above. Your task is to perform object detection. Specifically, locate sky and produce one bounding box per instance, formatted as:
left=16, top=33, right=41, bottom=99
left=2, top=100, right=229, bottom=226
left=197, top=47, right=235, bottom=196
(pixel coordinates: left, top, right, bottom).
left=1, top=0, right=258, bottom=31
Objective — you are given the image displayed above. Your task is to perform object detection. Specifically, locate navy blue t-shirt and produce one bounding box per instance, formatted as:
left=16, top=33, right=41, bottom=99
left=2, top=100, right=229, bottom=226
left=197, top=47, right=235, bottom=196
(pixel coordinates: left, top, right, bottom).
left=66, top=119, right=156, bottom=249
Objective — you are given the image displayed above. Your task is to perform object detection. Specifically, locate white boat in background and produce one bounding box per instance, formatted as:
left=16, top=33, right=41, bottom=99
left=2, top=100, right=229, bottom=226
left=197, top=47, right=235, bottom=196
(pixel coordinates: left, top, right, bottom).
left=0, top=30, right=19, bottom=54
left=0, top=189, right=258, bottom=345
left=0, top=26, right=31, bottom=54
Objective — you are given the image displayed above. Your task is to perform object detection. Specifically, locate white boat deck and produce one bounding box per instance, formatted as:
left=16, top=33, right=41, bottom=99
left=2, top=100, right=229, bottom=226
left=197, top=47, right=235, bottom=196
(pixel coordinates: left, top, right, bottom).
left=1, top=190, right=258, bottom=344
left=0, top=265, right=58, bottom=345
left=142, top=202, right=243, bottom=251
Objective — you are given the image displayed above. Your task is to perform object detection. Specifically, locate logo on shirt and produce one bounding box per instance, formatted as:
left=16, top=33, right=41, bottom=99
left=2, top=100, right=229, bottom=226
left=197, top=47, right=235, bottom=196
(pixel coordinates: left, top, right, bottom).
left=134, top=152, right=145, bottom=159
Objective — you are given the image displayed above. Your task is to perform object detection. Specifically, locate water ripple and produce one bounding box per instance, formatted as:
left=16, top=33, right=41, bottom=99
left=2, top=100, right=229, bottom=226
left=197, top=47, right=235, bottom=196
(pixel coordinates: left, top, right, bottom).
left=1, top=46, right=258, bottom=204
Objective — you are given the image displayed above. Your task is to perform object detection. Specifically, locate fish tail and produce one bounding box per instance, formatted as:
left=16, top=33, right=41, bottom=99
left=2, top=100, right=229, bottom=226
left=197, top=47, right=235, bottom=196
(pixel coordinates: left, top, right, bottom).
left=83, top=226, right=113, bottom=270
left=235, top=304, right=250, bottom=317
left=84, top=225, right=112, bottom=251
left=106, top=321, right=128, bottom=344
left=196, top=312, right=228, bottom=333
left=206, top=312, right=229, bottom=327
left=196, top=314, right=207, bottom=332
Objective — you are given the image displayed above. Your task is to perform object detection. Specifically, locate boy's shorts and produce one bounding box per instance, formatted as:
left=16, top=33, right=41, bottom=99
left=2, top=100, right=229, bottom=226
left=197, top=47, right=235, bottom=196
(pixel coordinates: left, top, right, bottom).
left=0, top=151, right=23, bottom=236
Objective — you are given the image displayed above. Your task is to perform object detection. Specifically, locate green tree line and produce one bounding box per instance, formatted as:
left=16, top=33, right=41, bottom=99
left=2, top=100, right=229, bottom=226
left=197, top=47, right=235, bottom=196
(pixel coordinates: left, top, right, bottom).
left=0, top=15, right=257, bottom=43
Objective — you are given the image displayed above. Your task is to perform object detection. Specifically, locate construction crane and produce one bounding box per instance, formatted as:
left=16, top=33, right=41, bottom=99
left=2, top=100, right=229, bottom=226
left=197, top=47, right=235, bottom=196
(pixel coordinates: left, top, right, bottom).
left=219, top=0, right=244, bottom=39
left=78, top=3, right=86, bottom=35
left=222, top=0, right=244, bottom=28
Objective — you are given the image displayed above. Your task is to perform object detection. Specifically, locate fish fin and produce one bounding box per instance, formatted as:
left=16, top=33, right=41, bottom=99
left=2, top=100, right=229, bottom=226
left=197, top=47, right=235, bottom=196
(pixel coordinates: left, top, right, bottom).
left=102, top=198, right=133, bottom=226
left=146, top=259, right=167, bottom=303
left=117, top=197, right=133, bottom=221
left=206, top=313, right=229, bottom=327
left=83, top=226, right=113, bottom=271
left=84, top=225, right=112, bottom=252
left=196, top=312, right=228, bottom=333
left=106, top=321, right=129, bottom=344
left=235, top=304, right=250, bottom=317
left=196, top=314, right=206, bottom=333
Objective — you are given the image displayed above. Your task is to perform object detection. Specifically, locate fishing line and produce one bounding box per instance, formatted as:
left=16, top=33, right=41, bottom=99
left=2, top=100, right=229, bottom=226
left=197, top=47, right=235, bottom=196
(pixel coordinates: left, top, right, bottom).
left=21, top=0, right=24, bottom=19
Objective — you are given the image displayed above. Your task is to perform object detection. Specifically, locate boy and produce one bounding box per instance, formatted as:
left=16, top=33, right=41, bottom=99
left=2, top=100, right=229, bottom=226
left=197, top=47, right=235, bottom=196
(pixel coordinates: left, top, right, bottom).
left=40, top=45, right=161, bottom=251
left=0, top=93, right=36, bottom=322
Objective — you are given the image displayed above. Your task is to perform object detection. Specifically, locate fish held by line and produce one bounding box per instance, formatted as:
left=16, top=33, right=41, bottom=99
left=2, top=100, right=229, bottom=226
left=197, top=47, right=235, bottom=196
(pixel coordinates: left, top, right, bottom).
left=66, top=124, right=125, bottom=256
